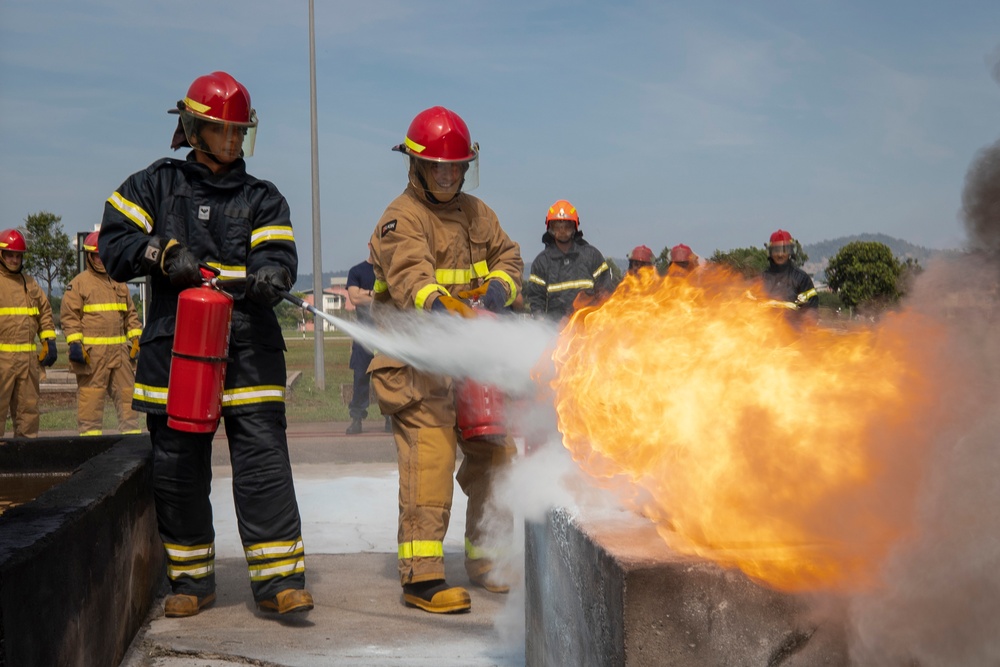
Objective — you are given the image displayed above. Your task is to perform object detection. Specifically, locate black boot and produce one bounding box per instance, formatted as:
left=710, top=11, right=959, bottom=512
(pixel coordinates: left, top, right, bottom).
left=384, top=416, right=392, bottom=432
left=346, top=419, right=363, bottom=435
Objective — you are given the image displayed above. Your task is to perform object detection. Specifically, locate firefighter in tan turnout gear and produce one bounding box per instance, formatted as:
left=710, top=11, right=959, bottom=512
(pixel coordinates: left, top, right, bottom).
left=0, top=228, right=57, bottom=438
left=60, top=231, right=142, bottom=436
left=99, top=71, right=312, bottom=618
left=369, top=106, right=522, bottom=613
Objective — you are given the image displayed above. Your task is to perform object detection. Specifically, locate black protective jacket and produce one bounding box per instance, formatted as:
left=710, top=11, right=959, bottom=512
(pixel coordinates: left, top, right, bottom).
left=762, top=260, right=818, bottom=310
left=525, top=231, right=614, bottom=320
left=99, top=153, right=297, bottom=415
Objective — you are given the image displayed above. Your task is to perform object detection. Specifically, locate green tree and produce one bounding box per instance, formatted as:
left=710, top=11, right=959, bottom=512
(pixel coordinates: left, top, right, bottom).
left=21, top=211, right=75, bottom=296
left=824, top=241, right=905, bottom=313
left=711, top=246, right=769, bottom=278
left=655, top=246, right=671, bottom=275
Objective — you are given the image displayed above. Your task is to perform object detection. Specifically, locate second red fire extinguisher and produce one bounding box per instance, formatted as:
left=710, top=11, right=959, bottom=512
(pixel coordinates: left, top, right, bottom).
left=454, top=300, right=507, bottom=442
left=166, top=269, right=234, bottom=433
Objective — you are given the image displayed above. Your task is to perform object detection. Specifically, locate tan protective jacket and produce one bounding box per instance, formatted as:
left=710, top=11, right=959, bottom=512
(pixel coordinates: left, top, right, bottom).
left=369, top=185, right=522, bottom=316
left=60, top=265, right=142, bottom=375
left=0, top=264, right=56, bottom=376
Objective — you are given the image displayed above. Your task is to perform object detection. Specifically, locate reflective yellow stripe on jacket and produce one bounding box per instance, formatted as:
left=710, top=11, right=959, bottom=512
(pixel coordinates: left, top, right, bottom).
left=82, top=303, right=127, bottom=313
left=108, top=192, right=153, bottom=234
left=411, top=263, right=517, bottom=310
left=0, top=306, right=40, bottom=316
left=0, top=343, right=35, bottom=353
left=134, top=383, right=168, bottom=405
left=250, top=226, right=295, bottom=248
left=221, top=385, right=285, bottom=407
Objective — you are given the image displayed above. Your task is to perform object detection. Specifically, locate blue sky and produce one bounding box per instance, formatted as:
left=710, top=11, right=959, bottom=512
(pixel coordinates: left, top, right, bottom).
left=2, top=1, right=999, bottom=274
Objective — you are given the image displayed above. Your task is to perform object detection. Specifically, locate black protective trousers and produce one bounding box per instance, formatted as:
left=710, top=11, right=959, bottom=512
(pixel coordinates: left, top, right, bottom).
left=147, top=410, right=307, bottom=602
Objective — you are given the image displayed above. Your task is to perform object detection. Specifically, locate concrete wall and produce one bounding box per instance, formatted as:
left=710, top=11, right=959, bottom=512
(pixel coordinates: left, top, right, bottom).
left=526, top=507, right=848, bottom=667
left=0, top=435, right=164, bottom=667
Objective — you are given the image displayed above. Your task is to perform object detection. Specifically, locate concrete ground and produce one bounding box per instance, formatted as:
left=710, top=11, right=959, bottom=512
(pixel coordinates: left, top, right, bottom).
left=116, top=421, right=528, bottom=667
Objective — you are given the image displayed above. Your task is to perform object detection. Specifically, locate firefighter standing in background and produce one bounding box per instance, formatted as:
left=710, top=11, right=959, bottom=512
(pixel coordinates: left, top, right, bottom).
left=668, top=243, right=701, bottom=276
left=0, top=228, right=57, bottom=438
left=626, top=245, right=655, bottom=275
left=99, top=71, right=312, bottom=618
left=369, top=106, right=522, bottom=614
left=762, top=229, right=818, bottom=317
left=344, top=243, right=391, bottom=435
left=525, top=200, right=615, bottom=320
left=60, top=230, right=142, bottom=436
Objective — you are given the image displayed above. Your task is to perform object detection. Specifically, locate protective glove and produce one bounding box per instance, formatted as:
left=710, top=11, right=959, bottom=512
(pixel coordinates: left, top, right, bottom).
left=129, top=337, right=140, bottom=360
left=456, top=280, right=508, bottom=314
left=69, top=341, right=89, bottom=364
left=38, top=339, right=57, bottom=367
left=245, top=265, right=292, bottom=307
left=430, top=295, right=477, bottom=319
left=160, top=239, right=202, bottom=288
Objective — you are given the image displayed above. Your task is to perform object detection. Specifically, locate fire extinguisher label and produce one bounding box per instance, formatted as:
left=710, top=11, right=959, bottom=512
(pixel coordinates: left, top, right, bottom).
left=198, top=206, right=211, bottom=220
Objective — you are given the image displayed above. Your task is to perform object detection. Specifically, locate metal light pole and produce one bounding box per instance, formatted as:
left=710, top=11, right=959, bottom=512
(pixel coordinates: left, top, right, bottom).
left=308, top=0, right=325, bottom=389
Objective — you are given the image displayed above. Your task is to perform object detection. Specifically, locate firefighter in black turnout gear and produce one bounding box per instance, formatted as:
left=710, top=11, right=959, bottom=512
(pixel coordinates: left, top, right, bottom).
left=761, top=229, right=818, bottom=321
left=99, top=71, right=313, bottom=618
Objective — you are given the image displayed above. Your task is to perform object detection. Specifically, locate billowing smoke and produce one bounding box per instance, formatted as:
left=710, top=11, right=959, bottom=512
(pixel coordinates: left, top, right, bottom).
left=846, top=255, right=1000, bottom=665
left=961, top=137, right=1000, bottom=254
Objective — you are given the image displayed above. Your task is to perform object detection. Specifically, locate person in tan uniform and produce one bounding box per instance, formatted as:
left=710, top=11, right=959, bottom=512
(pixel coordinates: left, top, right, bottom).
left=0, top=228, right=57, bottom=438
left=60, top=230, right=142, bottom=436
left=369, top=106, right=522, bottom=614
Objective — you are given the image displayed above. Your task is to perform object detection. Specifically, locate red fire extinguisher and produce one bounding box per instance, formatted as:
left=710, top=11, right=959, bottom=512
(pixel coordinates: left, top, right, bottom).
left=166, top=269, right=234, bottom=433
left=455, top=301, right=507, bottom=441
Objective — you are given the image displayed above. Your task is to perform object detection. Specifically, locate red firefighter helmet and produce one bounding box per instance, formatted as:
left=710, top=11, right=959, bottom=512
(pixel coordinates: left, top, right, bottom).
left=769, top=229, right=793, bottom=246
left=172, top=71, right=258, bottom=157
left=181, top=71, right=254, bottom=124
left=768, top=229, right=794, bottom=256
left=627, top=245, right=654, bottom=263
left=395, top=106, right=477, bottom=162
left=82, top=231, right=100, bottom=253
left=0, top=228, right=26, bottom=253
left=545, top=200, right=580, bottom=230
left=671, top=244, right=693, bottom=262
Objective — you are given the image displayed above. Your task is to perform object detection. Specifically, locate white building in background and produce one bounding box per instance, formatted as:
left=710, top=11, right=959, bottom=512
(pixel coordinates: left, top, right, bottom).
left=297, top=277, right=350, bottom=332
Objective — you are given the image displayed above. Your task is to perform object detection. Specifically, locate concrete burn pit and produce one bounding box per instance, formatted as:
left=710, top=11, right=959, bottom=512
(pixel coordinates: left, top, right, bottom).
left=0, top=434, right=164, bottom=667
left=526, top=507, right=848, bottom=667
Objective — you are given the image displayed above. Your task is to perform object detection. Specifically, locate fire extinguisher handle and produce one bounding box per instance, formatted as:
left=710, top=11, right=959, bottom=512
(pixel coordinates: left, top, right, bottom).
left=198, top=263, right=221, bottom=282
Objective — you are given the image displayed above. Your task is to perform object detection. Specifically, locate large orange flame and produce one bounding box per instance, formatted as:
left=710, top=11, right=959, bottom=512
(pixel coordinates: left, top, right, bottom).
left=551, top=267, right=945, bottom=592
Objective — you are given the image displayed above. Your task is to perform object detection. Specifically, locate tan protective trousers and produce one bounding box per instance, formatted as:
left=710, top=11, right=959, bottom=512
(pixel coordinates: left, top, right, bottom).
left=0, top=355, right=40, bottom=438
left=75, top=361, right=139, bottom=435
left=372, top=362, right=515, bottom=586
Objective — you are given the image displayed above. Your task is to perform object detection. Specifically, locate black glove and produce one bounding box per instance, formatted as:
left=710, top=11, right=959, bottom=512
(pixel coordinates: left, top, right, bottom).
left=246, top=266, right=292, bottom=306
left=38, top=339, right=57, bottom=367
left=160, top=239, right=202, bottom=288
left=69, top=341, right=88, bottom=364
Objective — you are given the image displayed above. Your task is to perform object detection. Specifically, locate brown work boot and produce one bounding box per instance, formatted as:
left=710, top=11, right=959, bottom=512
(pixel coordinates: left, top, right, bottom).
left=257, top=588, right=314, bottom=614
left=469, top=570, right=510, bottom=594
left=164, top=592, right=216, bottom=617
left=402, top=579, right=471, bottom=613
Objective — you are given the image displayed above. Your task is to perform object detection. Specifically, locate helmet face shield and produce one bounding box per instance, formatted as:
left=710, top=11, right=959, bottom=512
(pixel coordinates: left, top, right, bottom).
left=406, top=151, right=479, bottom=200
left=180, top=108, right=258, bottom=160
left=769, top=242, right=793, bottom=257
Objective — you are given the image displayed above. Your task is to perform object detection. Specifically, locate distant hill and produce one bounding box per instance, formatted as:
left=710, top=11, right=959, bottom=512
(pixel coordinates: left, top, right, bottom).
left=801, top=233, right=948, bottom=280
